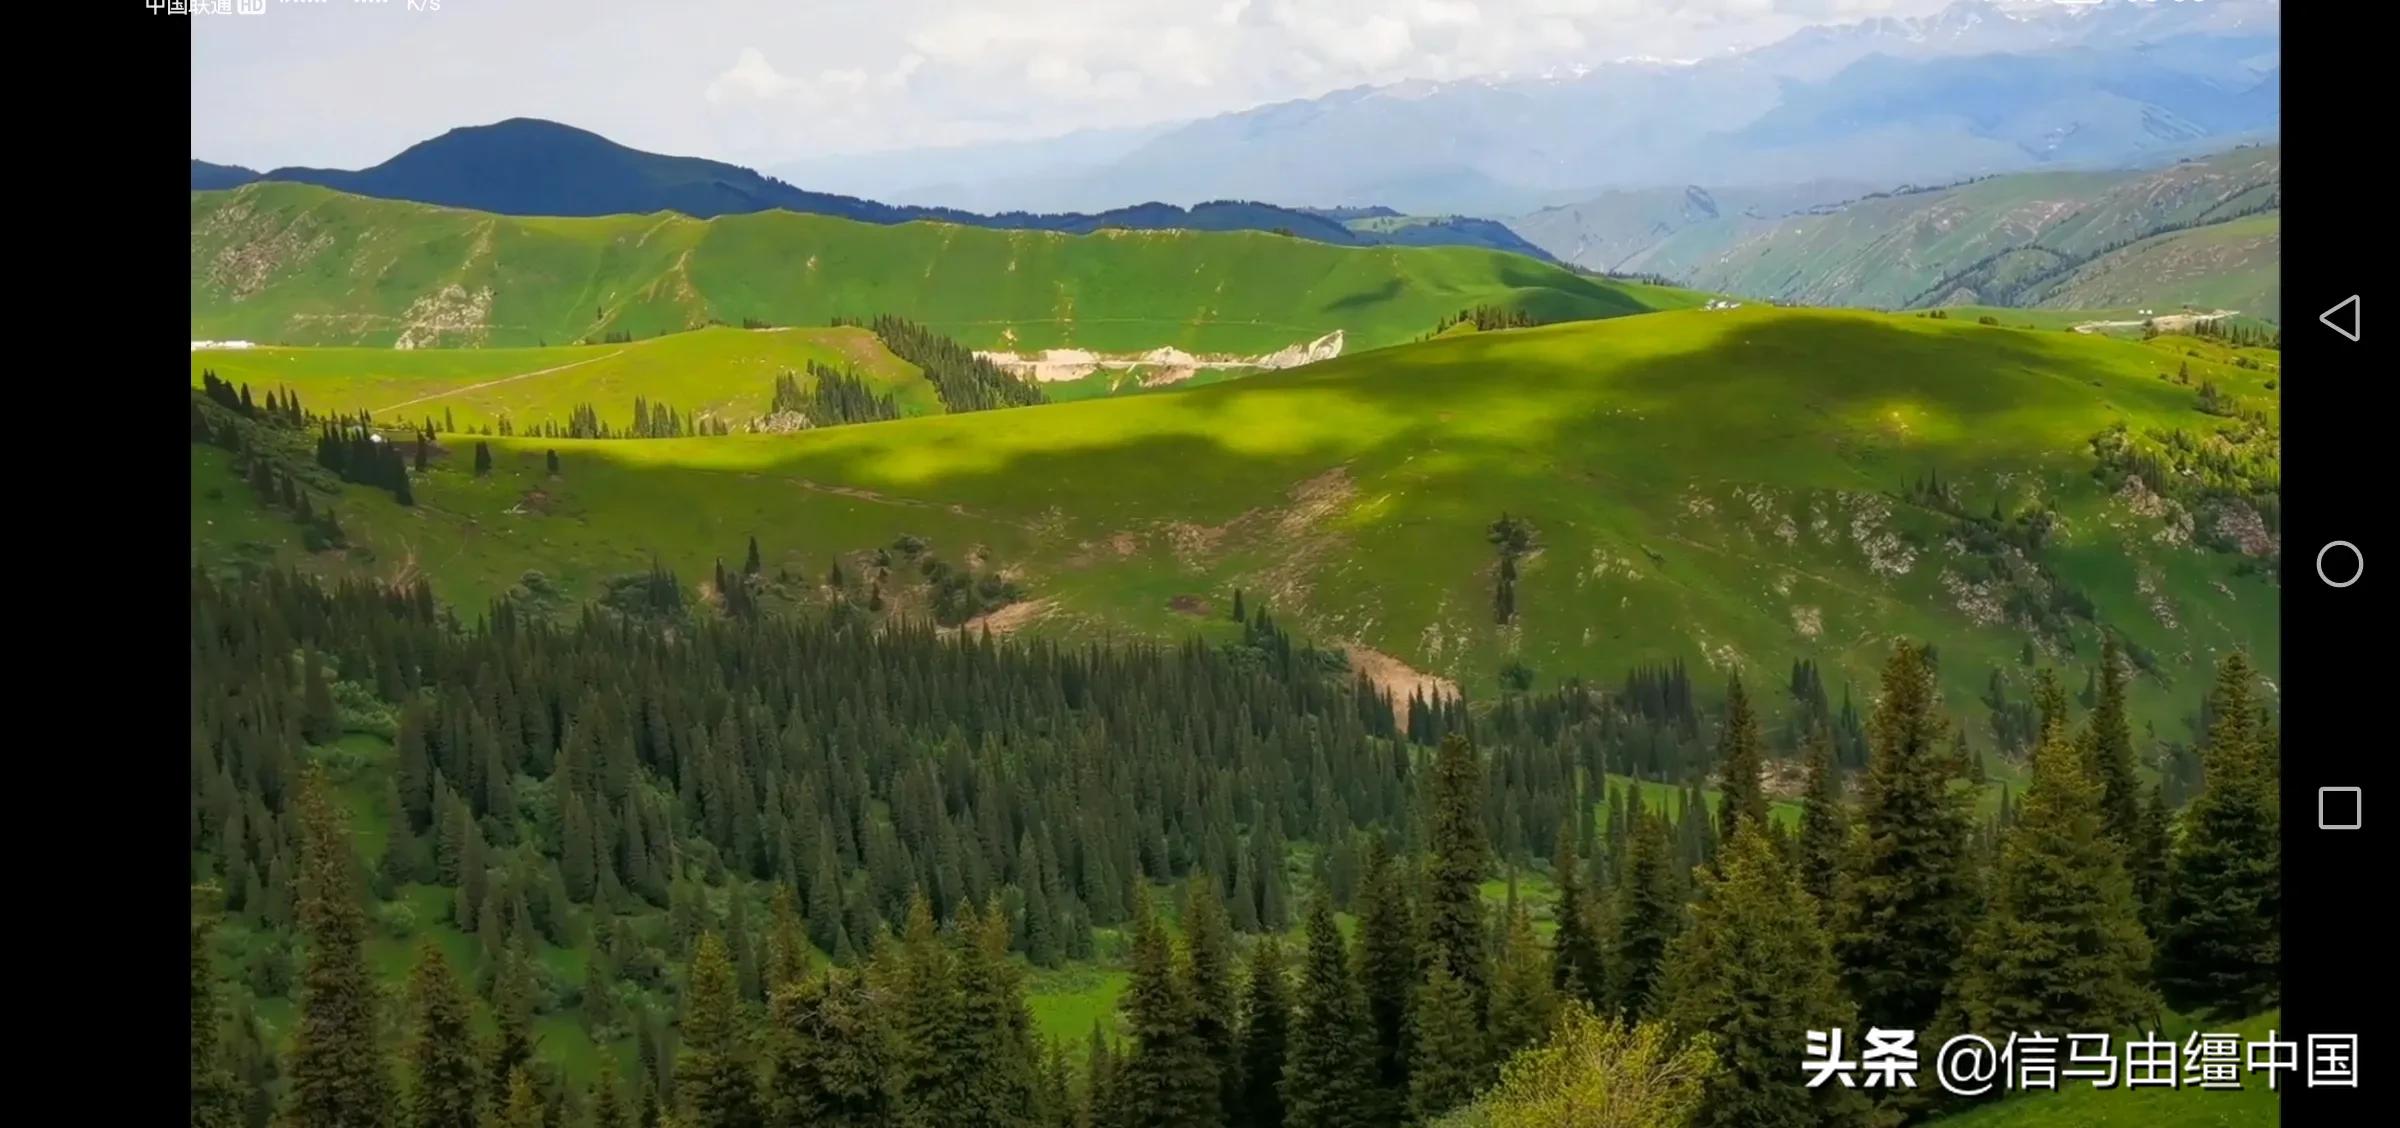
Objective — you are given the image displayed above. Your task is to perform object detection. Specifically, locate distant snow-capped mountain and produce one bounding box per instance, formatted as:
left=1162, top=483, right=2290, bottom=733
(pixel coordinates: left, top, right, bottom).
left=782, top=0, right=2279, bottom=217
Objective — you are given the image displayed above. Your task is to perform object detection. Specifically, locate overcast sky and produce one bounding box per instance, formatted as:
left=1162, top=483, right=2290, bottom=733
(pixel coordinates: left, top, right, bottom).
left=192, top=0, right=1969, bottom=171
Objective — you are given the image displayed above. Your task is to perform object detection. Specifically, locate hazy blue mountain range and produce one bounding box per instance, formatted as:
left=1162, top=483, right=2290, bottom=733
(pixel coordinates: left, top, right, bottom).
left=769, top=0, right=2278, bottom=216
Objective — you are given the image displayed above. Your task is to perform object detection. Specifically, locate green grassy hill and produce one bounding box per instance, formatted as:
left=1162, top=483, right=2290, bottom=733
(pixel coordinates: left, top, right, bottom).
left=1548, top=147, right=2280, bottom=317
left=192, top=182, right=1699, bottom=354
left=191, top=325, right=935, bottom=430
left=192, top=305, right=2281, bottom=738
left=2036, top=213, right=2282, bottom=318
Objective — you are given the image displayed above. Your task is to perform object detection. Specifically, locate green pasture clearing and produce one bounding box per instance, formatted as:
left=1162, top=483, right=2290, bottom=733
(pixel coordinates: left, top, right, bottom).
left=194, top=306, right=2280, bottom=754
left=192, top=324, right=933, bottom=430
left=193, top=182, right=1702, bottom=354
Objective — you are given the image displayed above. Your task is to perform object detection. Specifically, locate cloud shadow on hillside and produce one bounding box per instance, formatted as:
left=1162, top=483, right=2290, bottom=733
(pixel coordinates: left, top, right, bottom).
left=700, top=314, right=2172, bottom=539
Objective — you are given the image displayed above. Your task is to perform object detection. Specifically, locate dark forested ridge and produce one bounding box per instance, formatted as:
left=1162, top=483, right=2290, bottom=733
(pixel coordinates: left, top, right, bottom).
left=770, top=362, right=902, bottom=428
left=836, top=315, right=1048, bottom=413
left=189, top=563, right=2280, bottom=1127
left=190, top=120, right=1555, bottom=260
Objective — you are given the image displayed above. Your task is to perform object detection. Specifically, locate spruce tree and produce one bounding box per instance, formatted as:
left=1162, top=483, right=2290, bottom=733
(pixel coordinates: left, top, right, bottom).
left=890, top=894, right=967, bottom=1126
left=2083, top=637, right=2143, bottom=851
left=592, top=1064, right=630, bottom=1128
left=1119, top=886, right=1218, bottom=1128
left=303, top=648, right=341, bottom=744
left=1954, top=723, right=2156, bottom=1038
left=1834, top=641, right=1975, bottom=1033
left=1662, top=824, right=1864, bottom=1128
left=2158, top=653, right=2280, bottom=1017
left=495, top=1068, right=545, bottom=1128
left=1183, top=875, right=1241, bottom=1123
left=1548, top=825, right=1607, bottom=1011
left=744, top=536, right=763, bottom=577
left=1714, top=675, right=1769, bottom=850
left=283, top=768, right=394, bottom=1128
left=1795, top=726, right=1847, bottom=910
left=767, top=886, right=810, bottom=990
left=406, top=944, right=483, bottom=1128
left=731, top=893, right=763, bottom=1002
left=1611, top=808, right=1680, bottom=1020
left=678, top=933, right=761, bottom=1128
left=1488, top=893, right=1557, bottom=1063
left=1406, top=965, right=1486, bottom=1122
left=561, top=792, right=597, bottom=902
left=766, top=969, right=894, bottom=1128
left=1083, top=1027, right=1125, bottom=1128
left=1283, top=892, right=1377, bottom=1128
left=807, top=847, right=847, bottom=960
left=2033, top=667, right=2068, bottom=745
left=1252, top=823, right=1292, bottom=932
left=2131, top=781, right=2173, bottom=932
left=1037, top=1038, right=1075, bottom=1128
left=490, top=948, right=537, bottom=1096
left=191, top=893, right=244, bottom=1128
left=1234, top=936, right=1292, bottom=1128
left=1423, top=733, right=1492, bottom=1018
left=1022, top=875, right=1061, bottom=970
left=474, top=442, right=493, bottom=477
left=584, top=955, right=624, bottom=1040
left=1349, top=836, right=1416, bottom=1119
left=955, top=901, right=1041, bottom=1127
left=547, top=449, right=561, bottom=475
left=1229, top=850, right=1262, bottom=934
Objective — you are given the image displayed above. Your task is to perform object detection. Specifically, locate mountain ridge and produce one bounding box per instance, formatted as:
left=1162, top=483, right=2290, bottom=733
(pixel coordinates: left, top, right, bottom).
left=1516, top=144, right=2281, bottom=317
left=191, top=119, right=1555, bottom=261
left=756, top=0, right=2279, bottom=215
left=189, top=180, right=1683, bottom=352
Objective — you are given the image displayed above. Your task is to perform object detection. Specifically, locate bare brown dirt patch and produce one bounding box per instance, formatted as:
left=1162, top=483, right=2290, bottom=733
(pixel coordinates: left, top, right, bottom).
left=1168, top=595, right=1212, bottom=617
left=1345, top=644, right=1460, bottom=723
left=1164, top=521, right=1230, bottom=569
left=1277, top=467, right=1357, bottom=537
left=954, top=598, right=1058, bottom=637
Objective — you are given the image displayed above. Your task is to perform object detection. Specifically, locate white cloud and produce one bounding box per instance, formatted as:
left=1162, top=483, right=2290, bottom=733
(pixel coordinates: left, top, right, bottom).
left=706, top=48, right=804, bottom=104
left=1411, top=0, right=1483, bottom=28
left=193, top=0, right=1969, bottom=168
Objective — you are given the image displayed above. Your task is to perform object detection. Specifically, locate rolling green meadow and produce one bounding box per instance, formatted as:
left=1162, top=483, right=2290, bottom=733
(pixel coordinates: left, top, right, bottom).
left=1613, top=146, right=2282, bottom=318
left=193, top=325, right=937, bottom=429
left=2038, top=213, right=2284, bottom=319
left=193, top=182, right=1700, bottom=354
left=196, top=304, right=2281, bottom=736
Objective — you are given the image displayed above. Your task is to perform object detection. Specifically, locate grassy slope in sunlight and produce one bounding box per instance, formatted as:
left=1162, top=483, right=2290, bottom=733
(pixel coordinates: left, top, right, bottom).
left=194, top=306, right=2280, bottom=734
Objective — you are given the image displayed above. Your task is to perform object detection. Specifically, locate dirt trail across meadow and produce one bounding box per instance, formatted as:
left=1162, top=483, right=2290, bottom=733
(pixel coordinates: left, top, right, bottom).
left=372, top=350, right=627, bottom=414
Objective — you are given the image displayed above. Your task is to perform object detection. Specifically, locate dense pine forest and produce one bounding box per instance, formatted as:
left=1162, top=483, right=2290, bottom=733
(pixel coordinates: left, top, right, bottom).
left=189, top=561, right=2281, bottom=1128
left=768, top=362, right=902, bottom=428
left=833, top=315, right=1049, bottom=412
